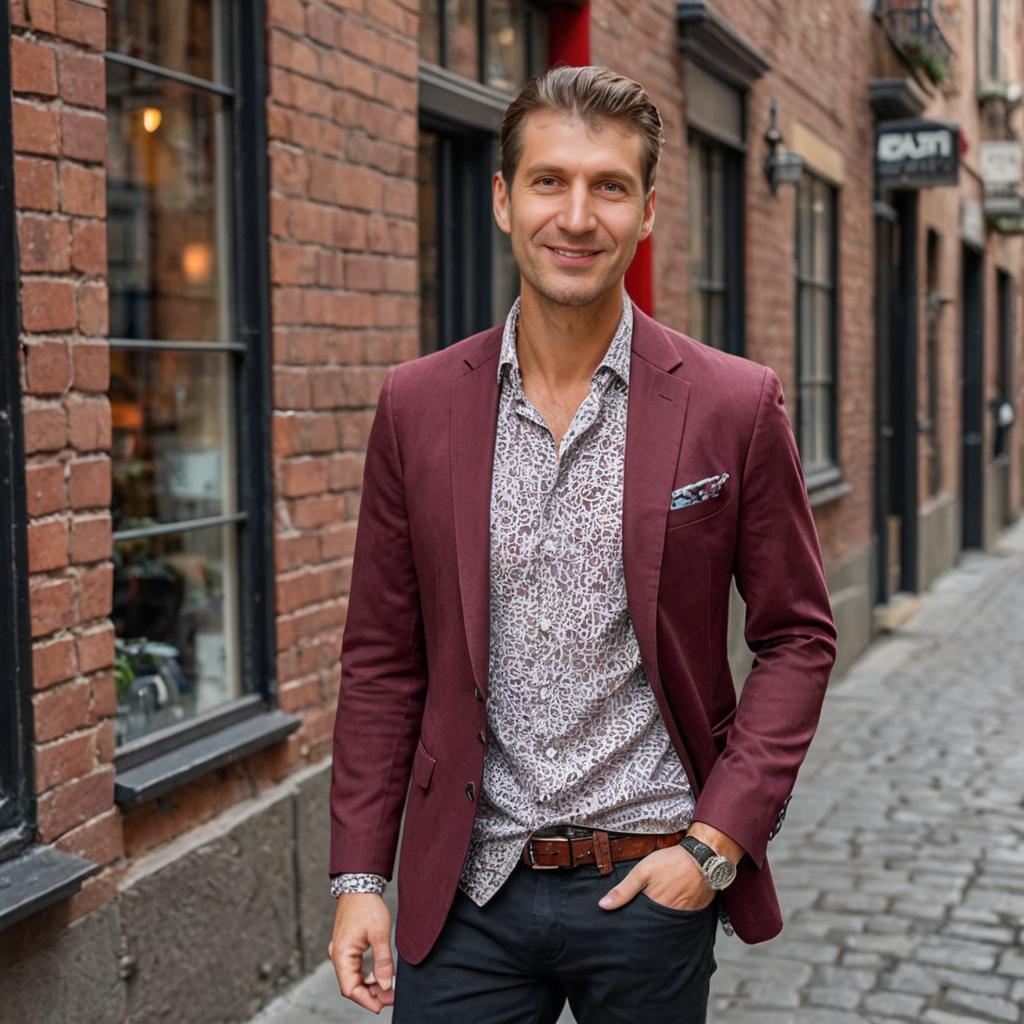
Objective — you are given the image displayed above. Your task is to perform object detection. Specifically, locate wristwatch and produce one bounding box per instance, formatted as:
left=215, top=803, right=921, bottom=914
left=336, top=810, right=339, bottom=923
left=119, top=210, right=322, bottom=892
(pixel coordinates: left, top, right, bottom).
left=679, top=835, right=737, bottom=890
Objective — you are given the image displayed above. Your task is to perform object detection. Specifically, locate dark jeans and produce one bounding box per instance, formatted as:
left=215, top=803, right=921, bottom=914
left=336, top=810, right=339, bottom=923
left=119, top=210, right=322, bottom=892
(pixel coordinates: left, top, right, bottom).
left=392, top=852, right=718, bottom=1023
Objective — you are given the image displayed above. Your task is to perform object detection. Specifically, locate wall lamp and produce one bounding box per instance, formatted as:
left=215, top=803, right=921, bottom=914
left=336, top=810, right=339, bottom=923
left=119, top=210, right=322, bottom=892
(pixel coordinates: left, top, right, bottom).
left=763, top=98, right=804, bottom=195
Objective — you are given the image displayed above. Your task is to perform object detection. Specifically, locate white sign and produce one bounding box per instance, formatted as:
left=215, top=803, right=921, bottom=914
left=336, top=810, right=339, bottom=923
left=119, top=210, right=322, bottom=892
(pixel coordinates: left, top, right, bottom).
left=980, top=141, right=1021, bottom=186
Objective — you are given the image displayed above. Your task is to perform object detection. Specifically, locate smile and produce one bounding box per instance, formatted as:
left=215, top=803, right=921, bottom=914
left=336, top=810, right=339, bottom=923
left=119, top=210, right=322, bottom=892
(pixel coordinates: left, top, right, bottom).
left=546, top=247, right=602, bottom=262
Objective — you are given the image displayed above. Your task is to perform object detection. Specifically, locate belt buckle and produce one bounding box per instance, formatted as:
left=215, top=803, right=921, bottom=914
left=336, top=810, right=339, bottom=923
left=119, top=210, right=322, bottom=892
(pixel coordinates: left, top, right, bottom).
left=527, top=826, right=591, bottom=870
left=527, top=839, right=561, bottom=869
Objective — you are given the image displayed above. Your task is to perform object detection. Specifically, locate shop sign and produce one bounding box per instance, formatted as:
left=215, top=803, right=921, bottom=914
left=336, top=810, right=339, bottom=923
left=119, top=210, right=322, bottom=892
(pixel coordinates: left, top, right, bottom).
left=876, top=119, right=960, bottom=189
left=980, top=140, right=1024, bottom=223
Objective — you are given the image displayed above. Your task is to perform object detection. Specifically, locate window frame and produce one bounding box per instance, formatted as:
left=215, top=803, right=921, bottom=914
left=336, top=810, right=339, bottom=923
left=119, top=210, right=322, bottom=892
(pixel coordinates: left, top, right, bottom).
left=794, top=170, right=842, bottom=488
left=104, top=0, right=292, bottom=788
left=417, top=2, right=551, bottom=353
left=686, top=127, right=746, bottom=355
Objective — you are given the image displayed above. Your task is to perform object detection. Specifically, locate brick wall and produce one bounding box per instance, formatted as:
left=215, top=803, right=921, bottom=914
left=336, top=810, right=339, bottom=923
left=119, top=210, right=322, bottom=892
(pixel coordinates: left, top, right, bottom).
left=266, top=0, right=419, bottom=768
left=10, top=0, right=122, bottom=926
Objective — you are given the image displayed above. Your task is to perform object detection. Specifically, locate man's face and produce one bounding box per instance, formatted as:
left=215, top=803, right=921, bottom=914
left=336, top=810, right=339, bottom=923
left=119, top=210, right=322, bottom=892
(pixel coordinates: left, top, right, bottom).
left=494, top=110, right=656, bottom=309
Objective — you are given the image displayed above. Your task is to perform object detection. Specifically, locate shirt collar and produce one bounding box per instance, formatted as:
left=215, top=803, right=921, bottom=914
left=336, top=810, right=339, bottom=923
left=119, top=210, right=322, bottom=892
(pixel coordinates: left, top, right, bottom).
left=497, top=293, right=633, bottom=389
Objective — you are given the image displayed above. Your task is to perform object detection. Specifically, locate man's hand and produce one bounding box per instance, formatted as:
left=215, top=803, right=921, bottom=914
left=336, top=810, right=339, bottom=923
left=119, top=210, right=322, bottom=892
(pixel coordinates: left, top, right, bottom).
left=328, top=893, right=396, bottom=1014
left=597, top=844, right=716, bottom=912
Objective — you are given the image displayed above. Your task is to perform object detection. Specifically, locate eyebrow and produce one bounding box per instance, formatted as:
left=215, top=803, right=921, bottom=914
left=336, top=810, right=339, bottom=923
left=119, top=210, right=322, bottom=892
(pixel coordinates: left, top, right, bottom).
left=520, top=163, right=641, bottom=189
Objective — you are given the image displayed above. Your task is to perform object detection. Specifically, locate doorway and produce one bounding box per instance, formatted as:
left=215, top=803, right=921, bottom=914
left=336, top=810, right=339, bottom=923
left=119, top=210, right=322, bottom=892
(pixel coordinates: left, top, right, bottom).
left=960, top=243, right=985, bottom=549
left=873, top=192, right=919, bottom=606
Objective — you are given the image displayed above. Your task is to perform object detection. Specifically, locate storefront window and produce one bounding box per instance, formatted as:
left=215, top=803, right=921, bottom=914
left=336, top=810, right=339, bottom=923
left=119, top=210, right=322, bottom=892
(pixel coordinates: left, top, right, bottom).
left=795, top=173, right=839, bottom=477
left=106, top=0, right=243, bottom=747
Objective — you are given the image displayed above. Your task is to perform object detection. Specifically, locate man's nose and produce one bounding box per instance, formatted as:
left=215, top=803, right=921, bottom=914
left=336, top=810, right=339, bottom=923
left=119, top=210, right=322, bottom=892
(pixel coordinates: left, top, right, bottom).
left=556, top=183, right=598, bottom=235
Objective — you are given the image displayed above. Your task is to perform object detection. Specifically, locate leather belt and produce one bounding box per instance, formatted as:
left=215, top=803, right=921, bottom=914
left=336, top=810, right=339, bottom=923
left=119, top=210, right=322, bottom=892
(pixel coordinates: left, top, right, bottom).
left=520, top=827, right=687, bottom=875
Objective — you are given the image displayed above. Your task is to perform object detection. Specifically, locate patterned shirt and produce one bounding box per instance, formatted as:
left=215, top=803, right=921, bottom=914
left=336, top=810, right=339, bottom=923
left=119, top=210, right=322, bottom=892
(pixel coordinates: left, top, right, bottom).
left=331, top=293, right=695, bottom=901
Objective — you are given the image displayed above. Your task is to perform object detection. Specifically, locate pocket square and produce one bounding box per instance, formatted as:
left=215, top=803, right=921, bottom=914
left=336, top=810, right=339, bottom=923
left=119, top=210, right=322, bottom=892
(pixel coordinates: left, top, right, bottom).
left=670, top=472, right=730, bottom=510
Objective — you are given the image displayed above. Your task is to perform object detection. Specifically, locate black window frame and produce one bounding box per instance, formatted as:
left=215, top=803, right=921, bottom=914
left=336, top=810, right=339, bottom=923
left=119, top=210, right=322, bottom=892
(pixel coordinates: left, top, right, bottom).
left=103, top=0, right=296, bottom=802
left=794, top=170, right=842, bottom=488
left=417, top=2, right=552, bottom=353
left=686, top=127, right=745, bottom=355
left=994, top=266, right=1013, bottom=459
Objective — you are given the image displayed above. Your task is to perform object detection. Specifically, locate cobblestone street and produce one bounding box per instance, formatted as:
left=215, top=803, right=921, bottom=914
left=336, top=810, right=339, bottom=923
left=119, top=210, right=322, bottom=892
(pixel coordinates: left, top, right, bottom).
left=252, top=518, right=1024, bottom=1024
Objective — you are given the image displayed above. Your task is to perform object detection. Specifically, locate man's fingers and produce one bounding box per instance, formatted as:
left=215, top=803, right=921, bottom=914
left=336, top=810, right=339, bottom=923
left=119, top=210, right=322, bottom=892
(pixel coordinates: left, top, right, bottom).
left=371, top=938, right=395, bottom=990
left=598, top=869, right=644, bottom=909
left=334, top=947, right=385, bottom=1013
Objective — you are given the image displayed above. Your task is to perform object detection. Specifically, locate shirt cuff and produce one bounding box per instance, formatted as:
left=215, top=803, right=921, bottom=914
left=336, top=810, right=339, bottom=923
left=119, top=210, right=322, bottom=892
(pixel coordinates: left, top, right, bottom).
left=330, top=872, right=388, bottom=899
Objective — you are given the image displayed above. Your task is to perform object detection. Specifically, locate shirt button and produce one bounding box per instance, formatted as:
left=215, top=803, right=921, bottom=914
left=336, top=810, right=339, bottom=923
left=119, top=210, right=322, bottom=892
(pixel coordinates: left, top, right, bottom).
left=542, top=538, right=557, bottom=555
left=539, top=616, right=551, bottom=632
left=465, top=782, right=476, bottom=801
left=545, top=746, right=556, bottom=759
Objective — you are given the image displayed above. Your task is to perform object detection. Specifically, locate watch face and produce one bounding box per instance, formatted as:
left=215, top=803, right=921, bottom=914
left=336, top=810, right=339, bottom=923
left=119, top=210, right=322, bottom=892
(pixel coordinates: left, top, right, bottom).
left=705, top=856, right=736, bottom=889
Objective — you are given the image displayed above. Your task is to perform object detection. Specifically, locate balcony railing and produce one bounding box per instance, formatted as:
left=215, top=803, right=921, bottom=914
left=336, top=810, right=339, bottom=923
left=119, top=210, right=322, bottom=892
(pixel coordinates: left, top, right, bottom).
left=878, top=1, right=955, bottom=86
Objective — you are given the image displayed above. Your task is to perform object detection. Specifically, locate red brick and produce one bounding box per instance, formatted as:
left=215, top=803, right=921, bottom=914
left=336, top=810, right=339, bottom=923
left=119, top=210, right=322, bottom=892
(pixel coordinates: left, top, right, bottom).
left=57, top=50, right=104, bottom=109
left=55, top=0, right=106, bottom=50
left=269, top=145, right=310, bottom=198
left=274, top=367, right=312, bottom=409
left=71, top=340, right=109, bottom=391
left=321, top=521, right=357, bottom=559
left=290, top=494, right=346, bottom=528
left=275, top=532, right=321, bottom=571
left=327, top=452, right=364, bottom=490
left=281, top=457, right=329, bottom=497
left=54, top=808, right=123, bottom=867
left=78, top=562, right=113, bottom=620
left=66, top=395, right=111, bottom=451
left=306, top=2, right=341, bottom=46
left=25, top=340, right=71, bottom=395
left=21, top=279, right=76, bottom=332
left=95, top=718, right=115, bottom=763
left=90, top=670, right=116, bottom=719
left=70, top=220, right=106, bottom=275
left=61, top=109, right=106, bottom=163
left=25, top=461, right=67, bottom=516
left=267, top=0, right=305, bottom=32
left=268, top=29, right=321, bottom=77
left=35, top=729, right=94, bottom=791
left=68, top=456, right=110, bottom=508
left=14, top=156, right=58, bottom=211
left=19, top=215, right=71, bottom=273
left=70, top=513, right=111, bottom=564
left=12, top=100, right=59, bottom=156
left=11, top=37, right=58, bottom=96
left=77, top=281, right=108, bottom=335
left=28, top=517, right=70, bottom=572
left=33, top=678, right=90, bottom=746
left=25, top=0, right=57, bottom=33
left=23, top=403, right=67, bottom=454
left=77, top=623, right=114, bottom=674
left=36, top=767, right=115, bottom=843
left=32, top=635, right=78, bottom=689
left=30, top=575, right=74, bottom=636
left=59, top=163, right=105, bottom=217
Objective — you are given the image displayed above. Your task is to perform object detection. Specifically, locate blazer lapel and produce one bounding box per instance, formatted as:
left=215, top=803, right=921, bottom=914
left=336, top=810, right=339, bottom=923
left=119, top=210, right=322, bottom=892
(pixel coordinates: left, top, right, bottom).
left=622, top=305, right=694, bottom=740
left=450, top=329, right=502, bottom=699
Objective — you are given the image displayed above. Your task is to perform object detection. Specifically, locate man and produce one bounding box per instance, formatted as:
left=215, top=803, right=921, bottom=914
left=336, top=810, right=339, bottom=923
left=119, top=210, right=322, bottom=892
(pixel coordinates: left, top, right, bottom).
left=327, top=65, right=837, bottom=1022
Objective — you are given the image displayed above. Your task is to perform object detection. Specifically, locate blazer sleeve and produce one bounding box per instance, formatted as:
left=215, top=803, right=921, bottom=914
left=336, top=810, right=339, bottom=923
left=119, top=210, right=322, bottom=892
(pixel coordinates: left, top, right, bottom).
left=329, top=365, right=428, bottom=878
left=692, top=367, right=838, bottom=869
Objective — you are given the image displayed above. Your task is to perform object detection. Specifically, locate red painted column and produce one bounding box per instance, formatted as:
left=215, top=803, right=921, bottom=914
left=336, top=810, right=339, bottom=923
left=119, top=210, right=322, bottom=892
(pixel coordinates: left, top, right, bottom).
left=547, top=1, right=655, bottom=316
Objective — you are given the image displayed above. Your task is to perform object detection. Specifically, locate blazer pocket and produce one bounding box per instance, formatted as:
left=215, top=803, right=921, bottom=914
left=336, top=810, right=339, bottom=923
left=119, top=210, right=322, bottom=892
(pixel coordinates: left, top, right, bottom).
left=666, top=494, right=728, bottom=531
left=412, top=737, right=437, bottom=791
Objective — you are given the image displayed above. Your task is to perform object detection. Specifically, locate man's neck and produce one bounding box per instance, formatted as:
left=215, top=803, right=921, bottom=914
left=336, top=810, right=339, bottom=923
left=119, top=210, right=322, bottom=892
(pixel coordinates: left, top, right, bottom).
left=515, top=285, right=626, bottom=393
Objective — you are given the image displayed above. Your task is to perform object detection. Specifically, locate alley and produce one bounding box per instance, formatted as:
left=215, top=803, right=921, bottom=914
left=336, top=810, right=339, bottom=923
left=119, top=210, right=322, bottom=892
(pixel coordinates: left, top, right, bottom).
left=252, top=518, right=1024, bottom=1024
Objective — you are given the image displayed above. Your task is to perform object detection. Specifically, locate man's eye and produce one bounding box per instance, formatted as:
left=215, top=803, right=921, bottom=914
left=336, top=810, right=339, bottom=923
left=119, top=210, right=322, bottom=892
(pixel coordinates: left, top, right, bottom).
left=537, top=176, right=557, bottom=186
left=601, top=182, right=623, bottom=192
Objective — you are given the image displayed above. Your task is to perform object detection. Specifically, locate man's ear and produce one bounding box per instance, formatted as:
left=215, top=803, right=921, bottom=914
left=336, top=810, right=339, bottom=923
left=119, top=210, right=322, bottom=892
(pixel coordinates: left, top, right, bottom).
left=638, top=186, right=656, bottom=242
left=493, top=171, right=511, bottom=235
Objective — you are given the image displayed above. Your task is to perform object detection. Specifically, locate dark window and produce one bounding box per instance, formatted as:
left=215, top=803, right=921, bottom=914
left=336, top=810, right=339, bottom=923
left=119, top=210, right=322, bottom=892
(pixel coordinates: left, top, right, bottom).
left=418, top=2, right=548, bottom=351
left=105, top=0, right=275, bottom=753
left=995, top=267, right=1014, bottom=458
left=795, top=173, right=839, bottom=480
left=686, top=131, right=744, bottom=354
left=925, top=229, right=943, bottom=496
left=0, top=1, right=35, bottom=862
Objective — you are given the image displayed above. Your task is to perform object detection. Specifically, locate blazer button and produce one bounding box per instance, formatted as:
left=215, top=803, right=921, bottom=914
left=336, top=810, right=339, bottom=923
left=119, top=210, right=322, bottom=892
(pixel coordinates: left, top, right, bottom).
left=476, top=730, right=486, bottom=744
left=473, top=686, right=484, bottom=702
left=465, top=782, right=476, bottom=801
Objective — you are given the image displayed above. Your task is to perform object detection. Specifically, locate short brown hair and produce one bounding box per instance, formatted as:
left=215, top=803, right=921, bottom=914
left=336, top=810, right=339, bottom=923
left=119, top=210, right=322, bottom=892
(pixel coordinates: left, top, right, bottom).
left=499, top=64, right=664, bottom=197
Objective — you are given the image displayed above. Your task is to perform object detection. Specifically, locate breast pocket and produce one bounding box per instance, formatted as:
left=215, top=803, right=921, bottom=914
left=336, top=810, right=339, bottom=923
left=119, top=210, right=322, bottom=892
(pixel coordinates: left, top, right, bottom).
left=666, top=494, right=729, bottom=531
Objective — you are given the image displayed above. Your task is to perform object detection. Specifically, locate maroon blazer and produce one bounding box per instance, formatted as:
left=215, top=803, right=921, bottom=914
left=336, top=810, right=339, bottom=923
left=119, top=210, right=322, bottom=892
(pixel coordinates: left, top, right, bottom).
left=329, top=301, right=837, bottom=965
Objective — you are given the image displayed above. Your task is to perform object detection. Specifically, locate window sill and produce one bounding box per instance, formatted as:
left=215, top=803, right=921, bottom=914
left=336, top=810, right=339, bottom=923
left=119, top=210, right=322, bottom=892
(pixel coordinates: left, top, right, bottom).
left=807, top=468, right=852, bottom=508
left=0, top=845, right=99, bottom=931
left=114, top=709, right=300, bottom=808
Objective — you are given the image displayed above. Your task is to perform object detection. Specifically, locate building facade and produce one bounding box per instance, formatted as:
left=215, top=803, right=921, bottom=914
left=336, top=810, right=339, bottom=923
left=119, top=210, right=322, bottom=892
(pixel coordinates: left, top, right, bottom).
left=1, top=1, right=1020, bottom=1019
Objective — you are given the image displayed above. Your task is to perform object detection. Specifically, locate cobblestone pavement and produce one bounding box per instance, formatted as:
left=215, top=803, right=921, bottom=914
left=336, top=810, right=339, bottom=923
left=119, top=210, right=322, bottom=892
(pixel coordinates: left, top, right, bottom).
left=251, top=517, right=1024, bottom=1024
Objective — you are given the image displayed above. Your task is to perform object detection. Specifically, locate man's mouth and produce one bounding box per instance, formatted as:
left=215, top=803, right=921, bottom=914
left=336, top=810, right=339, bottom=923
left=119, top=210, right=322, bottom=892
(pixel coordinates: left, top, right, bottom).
left=546, top=246, right=602, bottom=260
